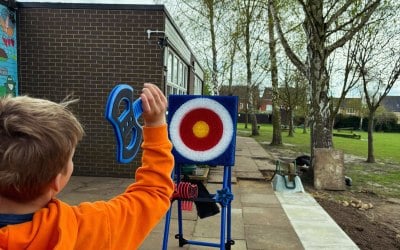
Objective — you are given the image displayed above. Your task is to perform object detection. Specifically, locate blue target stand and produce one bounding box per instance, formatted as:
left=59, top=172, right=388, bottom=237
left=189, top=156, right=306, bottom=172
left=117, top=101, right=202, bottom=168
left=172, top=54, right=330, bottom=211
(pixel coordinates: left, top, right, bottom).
left=162, top=95, right=238, bottom=250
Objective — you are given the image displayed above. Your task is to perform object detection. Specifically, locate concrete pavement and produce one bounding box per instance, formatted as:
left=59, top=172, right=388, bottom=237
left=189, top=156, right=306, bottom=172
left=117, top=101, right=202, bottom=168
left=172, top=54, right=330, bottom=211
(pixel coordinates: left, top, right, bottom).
left=58, top=136, right=359, bottom=250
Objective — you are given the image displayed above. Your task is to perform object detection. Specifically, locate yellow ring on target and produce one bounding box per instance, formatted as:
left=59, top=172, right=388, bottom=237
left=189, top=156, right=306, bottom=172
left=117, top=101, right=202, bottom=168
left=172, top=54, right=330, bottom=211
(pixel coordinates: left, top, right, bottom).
left=192, top=121, right=209, bottom=138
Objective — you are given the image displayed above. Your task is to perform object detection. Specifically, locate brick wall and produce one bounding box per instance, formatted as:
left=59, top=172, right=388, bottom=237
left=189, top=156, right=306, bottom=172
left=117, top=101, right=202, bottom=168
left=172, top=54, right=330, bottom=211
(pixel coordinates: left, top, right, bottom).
left=18, top=5, right=166, bottom=177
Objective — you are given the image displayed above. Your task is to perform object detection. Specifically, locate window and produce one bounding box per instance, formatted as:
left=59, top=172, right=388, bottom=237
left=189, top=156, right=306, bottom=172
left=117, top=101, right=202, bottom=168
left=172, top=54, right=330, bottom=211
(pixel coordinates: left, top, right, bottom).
left=183, top=65, right=188, bottom=87
left=266, top=105, right=272, bottom=113
left=194, top=75, right=202, bottom=95
left=177, top=60, right=182, bottom=87
left=347, top=108, right=355, bottom=114
left=165, top=49, right=188, bottom=95
left=167, top=52, right=173, bottom=84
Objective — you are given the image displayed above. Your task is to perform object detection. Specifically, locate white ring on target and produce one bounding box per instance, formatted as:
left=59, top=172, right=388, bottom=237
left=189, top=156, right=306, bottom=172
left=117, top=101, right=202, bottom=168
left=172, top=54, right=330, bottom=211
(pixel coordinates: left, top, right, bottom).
left=169, top=98, right=233, bottom=162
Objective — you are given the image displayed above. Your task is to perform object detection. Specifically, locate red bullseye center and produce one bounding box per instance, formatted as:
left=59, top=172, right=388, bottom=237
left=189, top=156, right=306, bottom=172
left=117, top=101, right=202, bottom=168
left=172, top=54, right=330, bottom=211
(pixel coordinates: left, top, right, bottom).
left=179, top=108, right=223, bottom=151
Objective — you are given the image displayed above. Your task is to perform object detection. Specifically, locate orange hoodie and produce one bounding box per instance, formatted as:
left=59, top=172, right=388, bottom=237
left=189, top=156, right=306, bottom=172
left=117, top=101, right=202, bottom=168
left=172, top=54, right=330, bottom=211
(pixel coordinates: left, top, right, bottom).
left=0, top=125, right=174, bottom=250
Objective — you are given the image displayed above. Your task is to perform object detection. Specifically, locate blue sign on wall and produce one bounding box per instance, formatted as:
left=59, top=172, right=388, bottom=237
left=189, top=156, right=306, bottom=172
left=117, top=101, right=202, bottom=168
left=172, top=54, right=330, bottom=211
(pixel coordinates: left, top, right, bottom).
left=0, top=4, right=17, bottom=97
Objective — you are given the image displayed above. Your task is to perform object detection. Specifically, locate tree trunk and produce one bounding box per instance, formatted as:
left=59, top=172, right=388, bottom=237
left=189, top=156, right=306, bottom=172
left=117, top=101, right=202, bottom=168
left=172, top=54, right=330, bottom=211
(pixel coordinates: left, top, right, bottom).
left=303, top=115, right=308, bottom=134
left=269, top=0, right=282, bottom=145
left=248, top=88, right=259, bottom=136
left=251, top=113, right=259, bottom=136
left=367, top=112, right=375, bottom=163
left=244, top=7, right=258, bottom=136
left=288, top=109, right=294, bottom=137
left=244, top=110, right=248, bottom=129
left=207, top=2, right=218, bottom=95
left=304, top=1, right=333, bottom=151
left=228, top=48, right=235, bottom=95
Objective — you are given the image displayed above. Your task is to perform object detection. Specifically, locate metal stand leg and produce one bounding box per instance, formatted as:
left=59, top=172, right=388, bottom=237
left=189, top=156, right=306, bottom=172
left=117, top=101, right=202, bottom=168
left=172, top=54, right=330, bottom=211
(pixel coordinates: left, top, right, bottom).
left=162, top=206, right=172, bottom=250
left=226, top=166, right=234, bottom=250
left=162, top=165, right=235, bottom=249
left=214, top=165, right=234, bottom=249
left=162, top=165, right=181, bottom=250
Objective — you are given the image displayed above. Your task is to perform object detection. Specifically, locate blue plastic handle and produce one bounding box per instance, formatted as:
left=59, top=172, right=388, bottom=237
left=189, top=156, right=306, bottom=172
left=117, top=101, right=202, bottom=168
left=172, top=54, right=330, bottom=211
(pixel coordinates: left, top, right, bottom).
left=105, top=84, right=143, bottom=163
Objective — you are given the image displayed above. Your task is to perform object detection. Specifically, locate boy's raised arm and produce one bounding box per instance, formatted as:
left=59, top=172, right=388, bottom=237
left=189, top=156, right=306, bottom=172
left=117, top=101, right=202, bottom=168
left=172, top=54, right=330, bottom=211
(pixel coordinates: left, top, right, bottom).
left=73, top=83, right=174, bottom=249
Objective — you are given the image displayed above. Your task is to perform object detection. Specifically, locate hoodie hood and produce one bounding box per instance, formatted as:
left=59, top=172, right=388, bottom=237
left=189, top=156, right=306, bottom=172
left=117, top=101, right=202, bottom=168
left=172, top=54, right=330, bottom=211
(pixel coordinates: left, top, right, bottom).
left=0, top=199, right=77, bottom=250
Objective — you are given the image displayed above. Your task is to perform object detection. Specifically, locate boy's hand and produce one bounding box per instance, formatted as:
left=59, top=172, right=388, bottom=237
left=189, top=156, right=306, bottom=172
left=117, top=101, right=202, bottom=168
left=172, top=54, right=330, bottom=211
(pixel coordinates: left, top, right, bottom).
left=140, top=83, right=167, bottom=127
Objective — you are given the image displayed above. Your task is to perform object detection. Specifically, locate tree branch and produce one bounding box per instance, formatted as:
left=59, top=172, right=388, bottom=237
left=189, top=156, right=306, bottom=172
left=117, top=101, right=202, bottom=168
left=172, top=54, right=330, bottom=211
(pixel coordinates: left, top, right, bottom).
left=324, top=1, right=340, bottom=22
left=326, top=0, right=380, bottom=55
left=326, top=0, right=353, bottom=28
left=271, top=0, right=307, bottom=76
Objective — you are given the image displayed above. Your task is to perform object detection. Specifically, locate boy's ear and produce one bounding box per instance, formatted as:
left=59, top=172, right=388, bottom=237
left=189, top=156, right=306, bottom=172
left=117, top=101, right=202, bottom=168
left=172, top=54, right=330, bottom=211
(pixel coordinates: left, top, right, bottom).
left=50, top=173, right=63, bottom=194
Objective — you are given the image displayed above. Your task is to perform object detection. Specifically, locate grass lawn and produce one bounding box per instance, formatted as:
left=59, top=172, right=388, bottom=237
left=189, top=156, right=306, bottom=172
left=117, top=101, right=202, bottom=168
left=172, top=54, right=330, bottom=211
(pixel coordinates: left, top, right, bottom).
left=237, top=123, right=400, bottom=198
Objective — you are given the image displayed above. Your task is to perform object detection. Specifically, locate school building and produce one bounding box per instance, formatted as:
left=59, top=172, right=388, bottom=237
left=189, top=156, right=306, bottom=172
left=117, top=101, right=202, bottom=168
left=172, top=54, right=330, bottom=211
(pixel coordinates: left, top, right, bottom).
left=0, top=0, right=204, bottom=177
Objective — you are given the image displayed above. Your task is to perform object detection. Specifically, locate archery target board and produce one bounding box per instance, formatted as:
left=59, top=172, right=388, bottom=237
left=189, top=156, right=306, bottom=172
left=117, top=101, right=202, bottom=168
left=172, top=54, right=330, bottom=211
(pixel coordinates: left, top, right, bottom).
left=168, top=95, right=238, bottom=166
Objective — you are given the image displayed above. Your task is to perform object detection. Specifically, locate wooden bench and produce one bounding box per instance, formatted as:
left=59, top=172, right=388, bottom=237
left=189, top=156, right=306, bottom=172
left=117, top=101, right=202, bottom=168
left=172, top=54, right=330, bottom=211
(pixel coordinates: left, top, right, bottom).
left=281, top=125, right=290, bottom=131
left=333, top=133, right=361, bottom=139
left=188, top=167, right=210, bottom=182
left=336, top=127, right=355, bottom=133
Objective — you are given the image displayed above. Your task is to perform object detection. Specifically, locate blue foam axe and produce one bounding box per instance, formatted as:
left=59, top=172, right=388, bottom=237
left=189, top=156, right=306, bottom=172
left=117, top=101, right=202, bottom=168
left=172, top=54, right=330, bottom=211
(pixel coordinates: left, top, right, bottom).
left=105, top=84, right=143, bottom=164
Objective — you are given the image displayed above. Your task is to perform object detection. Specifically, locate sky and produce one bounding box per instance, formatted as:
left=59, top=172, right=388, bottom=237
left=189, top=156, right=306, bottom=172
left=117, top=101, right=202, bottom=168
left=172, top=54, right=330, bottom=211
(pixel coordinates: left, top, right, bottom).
left=388, top=86, right=400, bottom=96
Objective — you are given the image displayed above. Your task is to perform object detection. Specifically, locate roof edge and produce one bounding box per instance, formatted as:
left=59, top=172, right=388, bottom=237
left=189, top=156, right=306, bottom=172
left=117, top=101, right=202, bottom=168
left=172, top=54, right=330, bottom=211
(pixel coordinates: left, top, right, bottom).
left=17, top=2, right=165, bottom=10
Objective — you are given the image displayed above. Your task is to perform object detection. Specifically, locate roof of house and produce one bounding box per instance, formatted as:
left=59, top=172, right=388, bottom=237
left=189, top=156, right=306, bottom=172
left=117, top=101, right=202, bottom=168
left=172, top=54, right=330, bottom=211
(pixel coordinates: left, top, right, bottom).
left=381, top=96, right=400, bottom=112
left=219, top=85, right=258, bottom=97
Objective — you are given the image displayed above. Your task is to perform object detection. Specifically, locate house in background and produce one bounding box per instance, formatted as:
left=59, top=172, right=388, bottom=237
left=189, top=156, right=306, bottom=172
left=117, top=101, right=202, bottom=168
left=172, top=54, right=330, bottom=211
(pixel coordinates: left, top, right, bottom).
left=381, top=96, right=400, bottom=123
left=260, top=87, right=302, bottom=126
left=14, top=1, right=204, bottom=177
left=333, top=96, right=400, bottom=124
left=219, top=85, right=264, bottom=113
left=333, top=98, right=363, bottom=116
left=260, top=87, right=273, bottom=114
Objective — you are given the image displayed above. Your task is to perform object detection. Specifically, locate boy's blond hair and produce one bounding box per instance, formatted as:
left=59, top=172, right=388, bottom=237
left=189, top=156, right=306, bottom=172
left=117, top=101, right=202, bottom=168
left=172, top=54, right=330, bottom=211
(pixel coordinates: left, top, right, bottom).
left=0, top=95, right=84, bottom=202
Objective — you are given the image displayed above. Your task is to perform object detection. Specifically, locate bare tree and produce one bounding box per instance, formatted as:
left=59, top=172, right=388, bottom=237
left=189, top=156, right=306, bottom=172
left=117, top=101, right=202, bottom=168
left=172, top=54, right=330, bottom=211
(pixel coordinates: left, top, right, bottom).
left=236, top=0, right=268, bottom=136
left=213, top=2, right=243, bottom=96
left=226, top=23, right=241, bottom=95
left=279, top=63, right=308, bottom=137
left=204, top=0, right=220, bottom=95
left=329, top=40, right=362, bottom=131
left=166, top=0, right=227, bottom=95
left=270, top=0, right=380, bottom=160
left=267, top=0, right=282, bottom=144
left=353, top=13, right=400, bottom=162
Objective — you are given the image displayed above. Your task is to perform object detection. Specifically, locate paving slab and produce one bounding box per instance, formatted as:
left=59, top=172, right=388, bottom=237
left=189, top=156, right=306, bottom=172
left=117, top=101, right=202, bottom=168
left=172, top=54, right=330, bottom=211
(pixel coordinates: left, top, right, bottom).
left=254, top=157, right=276, bottom=172
left=238, top=179, right=273, bottom=191
left=234, top=171, right=265, bottom=180
left=194, top=208, right=245, bottom=239
left=235, top=155, right=260, bottom=170
left=58, top=135, right=359, bottom=250
left=207, top=167, right=238, bottom=183
left=140, top=218, right=196, bottom=250
left=240, top=193, right=280, bottom=207
left=245, top=224, right=304, bottom=250
left=243, top=206, right=289, bottom=226
left=59, top=176, right=132, bottom=204
left=207, top=173, right=237, bottom=184
left=276, top=192, right=359, bottom=249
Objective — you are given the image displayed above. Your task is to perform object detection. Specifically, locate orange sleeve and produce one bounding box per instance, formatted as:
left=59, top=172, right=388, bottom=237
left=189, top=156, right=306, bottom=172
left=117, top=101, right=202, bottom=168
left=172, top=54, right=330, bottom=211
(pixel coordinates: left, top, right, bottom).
left=72, top=124, right=174, bottom=249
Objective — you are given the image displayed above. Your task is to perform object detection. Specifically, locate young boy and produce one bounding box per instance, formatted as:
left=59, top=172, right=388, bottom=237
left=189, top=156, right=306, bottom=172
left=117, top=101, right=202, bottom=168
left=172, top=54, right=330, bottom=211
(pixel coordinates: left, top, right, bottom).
left=0, top=83, right=174, bottom=249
